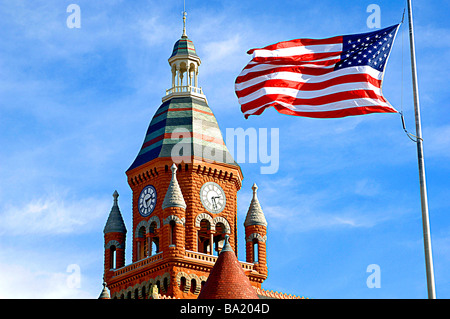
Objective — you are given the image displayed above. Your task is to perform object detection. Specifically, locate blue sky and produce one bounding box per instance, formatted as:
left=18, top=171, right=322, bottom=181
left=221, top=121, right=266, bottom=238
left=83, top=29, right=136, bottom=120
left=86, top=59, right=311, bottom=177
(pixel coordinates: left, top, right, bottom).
left=0, top=0, right=449, bottom=299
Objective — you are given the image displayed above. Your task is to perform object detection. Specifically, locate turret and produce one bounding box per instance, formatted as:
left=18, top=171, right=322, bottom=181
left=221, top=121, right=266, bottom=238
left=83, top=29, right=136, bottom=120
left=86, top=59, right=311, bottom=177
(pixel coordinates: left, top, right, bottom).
left=161, top=164, right=186, bottom=257
left=244, top=183, right=268, bottom=277
left=103, top=191, right=127, bottom=280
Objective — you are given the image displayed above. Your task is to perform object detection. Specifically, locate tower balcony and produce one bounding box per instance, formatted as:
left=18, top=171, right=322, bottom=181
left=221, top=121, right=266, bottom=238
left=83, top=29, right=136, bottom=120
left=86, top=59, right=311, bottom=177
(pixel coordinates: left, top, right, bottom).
left=162, top=85, right=206, bottom=103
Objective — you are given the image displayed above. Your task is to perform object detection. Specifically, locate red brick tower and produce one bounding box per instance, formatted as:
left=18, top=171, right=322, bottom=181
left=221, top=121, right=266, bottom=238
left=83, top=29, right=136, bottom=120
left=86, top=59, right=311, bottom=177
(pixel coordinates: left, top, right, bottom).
left=101, top=13, right=268, bottom=299
left=244, top=183, right=268, bottom=278
left=103, top=190, right=127, bottom=281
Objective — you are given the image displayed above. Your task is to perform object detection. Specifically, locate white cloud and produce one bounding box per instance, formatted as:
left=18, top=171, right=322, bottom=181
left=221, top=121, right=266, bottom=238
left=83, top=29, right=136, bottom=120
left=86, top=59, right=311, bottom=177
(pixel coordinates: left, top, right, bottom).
left=0, top=191, right=109, bottom=236
left=0, top=262, right=95, bottom=299
left=240, top=175, right=403, bottom=234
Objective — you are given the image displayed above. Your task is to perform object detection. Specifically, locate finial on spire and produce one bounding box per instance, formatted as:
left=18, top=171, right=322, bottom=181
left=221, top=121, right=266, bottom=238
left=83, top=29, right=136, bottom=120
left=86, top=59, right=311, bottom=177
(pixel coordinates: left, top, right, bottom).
left=252, top=183, right=258, bottom=200
left=171, top=163, right=178, bottom=175
left=162, top=163, right=186, bottom=210
left=182, top=5, right=187, bottom=38
left=113, top=190, right=119, bottom=204
left=221, top=235, right=233, bottom=253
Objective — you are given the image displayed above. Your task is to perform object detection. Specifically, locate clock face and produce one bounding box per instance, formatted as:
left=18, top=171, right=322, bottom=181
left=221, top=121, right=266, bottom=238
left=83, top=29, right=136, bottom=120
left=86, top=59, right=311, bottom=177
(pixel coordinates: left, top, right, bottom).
left=138, top=185, right=157, bottom=217
left=200, top=182, right=226, bottom=214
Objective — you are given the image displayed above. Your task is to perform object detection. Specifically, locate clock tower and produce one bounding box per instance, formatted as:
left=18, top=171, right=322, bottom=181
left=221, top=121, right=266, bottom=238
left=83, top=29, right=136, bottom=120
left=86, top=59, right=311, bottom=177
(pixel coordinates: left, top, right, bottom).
left=102, top=12, right=268, bottom=299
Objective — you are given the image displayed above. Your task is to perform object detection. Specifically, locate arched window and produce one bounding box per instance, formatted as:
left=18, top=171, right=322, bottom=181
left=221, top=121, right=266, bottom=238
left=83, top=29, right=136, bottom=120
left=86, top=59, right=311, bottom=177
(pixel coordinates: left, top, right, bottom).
left=213, top=222, right=226, bottom=256
left=109, top=246, right=116, bottom=269
left=190, top=279, right=197, bottom=294
left=197, top=219, right=211, bottom=254
left=252, top=238, right=259, bottom=263
left=169, top=220, right=176, bottom=246
left=149, top=221, right=159, bottom=256
left=141, top=286, right=146, bottom=300
left=163, top=277, right=169, bottom=293
left=180, top=277, right=187, bottom=292
left=137, top=226, right=147, bottom=260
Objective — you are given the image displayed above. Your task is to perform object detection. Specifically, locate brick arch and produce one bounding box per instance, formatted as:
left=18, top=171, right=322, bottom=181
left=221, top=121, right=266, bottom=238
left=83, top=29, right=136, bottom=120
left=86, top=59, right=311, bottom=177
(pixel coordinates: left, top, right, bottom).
left=246, top=233, right=266, bottom=243
left=195, top=213, right=214, bottom=230
left=142, top=278, right=155, bottom=297
left=212, top=216, right=230, bottom=234
left=163, top=215, right=186, bottom=226
left=176, top=271, right=190, bottom=293
left=188, top=273, right=201, bottom=295
left=148, top=215, right=161, bottom=229
left=134, top=220, right=149, bottom=238
left=105, top=240, right=124, bottom=249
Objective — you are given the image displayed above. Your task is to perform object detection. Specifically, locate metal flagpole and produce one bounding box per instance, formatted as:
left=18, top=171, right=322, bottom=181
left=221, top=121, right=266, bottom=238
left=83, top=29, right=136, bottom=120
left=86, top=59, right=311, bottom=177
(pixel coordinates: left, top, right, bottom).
left=406, top=0, right=436, bottom=299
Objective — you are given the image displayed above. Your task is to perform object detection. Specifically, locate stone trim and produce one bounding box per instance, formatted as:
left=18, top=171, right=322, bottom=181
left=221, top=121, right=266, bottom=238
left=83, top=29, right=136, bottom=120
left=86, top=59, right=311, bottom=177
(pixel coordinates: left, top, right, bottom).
left=105, top=240, right=124, bottom=249
left=246, top=233, right=267, bottom=243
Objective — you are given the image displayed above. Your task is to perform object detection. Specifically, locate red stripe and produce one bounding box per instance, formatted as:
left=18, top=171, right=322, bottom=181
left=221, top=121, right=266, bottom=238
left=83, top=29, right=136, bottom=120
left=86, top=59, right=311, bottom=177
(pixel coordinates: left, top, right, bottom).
left=244, top=103, right=396, bottom=119
left=236, top=65, right=335, bottom=84
left=243, top=52, right=342, bottom=70
left=240, top=90, right=387, bottom=112
left=168, top=107, right=214, bottom=116
left=142, top=134, right=165, bottom=149
left=236, top=73, right=382, bottom=99
left=141, top=131, right=225, bottom=150
left=247, top=35, right=343, bottom=54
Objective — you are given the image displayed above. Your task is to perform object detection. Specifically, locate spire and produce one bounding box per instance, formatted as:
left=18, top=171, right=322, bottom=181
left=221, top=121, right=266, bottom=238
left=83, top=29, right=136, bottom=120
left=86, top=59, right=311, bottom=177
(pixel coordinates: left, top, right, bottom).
left=244, top=183, right=267, bottom=227
left=220, top=234, right=233, bottom=253
left=162, top=164, right=187, bottom=210
left=103, top=190, right=127, bottom=234
left=98, top=282, right=110, bottom=299
left=198, top=235, right=258, bottom=299
left=182, top=9, right=187, bottom=38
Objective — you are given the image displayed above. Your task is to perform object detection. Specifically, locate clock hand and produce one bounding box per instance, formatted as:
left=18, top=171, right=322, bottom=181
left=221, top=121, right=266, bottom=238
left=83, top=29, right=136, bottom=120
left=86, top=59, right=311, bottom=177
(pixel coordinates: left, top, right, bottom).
left=211, top=196, right=220, bottom=210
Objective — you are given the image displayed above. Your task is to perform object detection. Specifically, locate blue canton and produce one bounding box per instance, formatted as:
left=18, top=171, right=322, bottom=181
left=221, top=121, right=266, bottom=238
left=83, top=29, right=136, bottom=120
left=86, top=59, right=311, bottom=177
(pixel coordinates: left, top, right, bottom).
left=335, top=24, right=399, bottom=72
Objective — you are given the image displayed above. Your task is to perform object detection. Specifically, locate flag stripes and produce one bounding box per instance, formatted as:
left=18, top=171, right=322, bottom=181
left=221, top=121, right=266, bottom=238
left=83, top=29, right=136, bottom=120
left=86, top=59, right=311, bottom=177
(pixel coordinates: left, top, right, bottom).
left=235, top=25, right=399, bottom=119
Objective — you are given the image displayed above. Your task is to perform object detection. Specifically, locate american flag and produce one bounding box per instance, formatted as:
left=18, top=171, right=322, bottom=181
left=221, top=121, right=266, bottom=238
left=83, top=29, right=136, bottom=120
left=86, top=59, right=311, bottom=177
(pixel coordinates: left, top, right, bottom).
left=235, top=24, right=400, bottom=119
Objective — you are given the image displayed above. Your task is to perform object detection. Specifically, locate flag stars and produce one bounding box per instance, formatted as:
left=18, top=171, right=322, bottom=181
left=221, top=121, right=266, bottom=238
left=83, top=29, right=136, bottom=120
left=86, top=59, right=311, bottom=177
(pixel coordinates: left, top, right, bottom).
left=339, top=25, right=397, bottom=72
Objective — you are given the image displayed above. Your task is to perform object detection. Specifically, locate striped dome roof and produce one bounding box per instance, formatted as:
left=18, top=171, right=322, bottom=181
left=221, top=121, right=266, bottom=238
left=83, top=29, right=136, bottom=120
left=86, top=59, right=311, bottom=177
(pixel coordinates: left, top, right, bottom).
left=127, top=96, right=238, bottom=172
left=170, top=36, right=198, bottom=58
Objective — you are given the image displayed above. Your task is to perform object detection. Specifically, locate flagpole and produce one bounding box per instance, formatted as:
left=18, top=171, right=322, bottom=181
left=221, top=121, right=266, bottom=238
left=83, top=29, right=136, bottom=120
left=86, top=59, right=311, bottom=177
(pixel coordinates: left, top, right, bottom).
left=406, top=0, right=436, bottom=299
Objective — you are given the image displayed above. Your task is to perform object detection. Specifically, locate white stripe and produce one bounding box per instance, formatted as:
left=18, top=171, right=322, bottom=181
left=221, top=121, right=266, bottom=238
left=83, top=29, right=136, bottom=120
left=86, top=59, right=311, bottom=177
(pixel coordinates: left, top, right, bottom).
left=244, top=97, right=393, bottom=115
left=238, top=82, right=384, bottom=105
left=236, top=66, right=383, bottom=92
left=252, top=43, right=342, bottom=59
left=239, top=55, right=341, bottom=77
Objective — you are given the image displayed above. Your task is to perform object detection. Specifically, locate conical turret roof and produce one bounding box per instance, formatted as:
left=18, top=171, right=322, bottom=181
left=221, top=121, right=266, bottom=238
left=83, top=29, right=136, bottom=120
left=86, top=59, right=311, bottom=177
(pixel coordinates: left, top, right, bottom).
left=98, top=282, right=110, bottom=299
left=198, top=236, right=258, bottom=299
left=103, top=190, right=127, bottom=234
left=162, top=163, right=186, bottom=210
left=244, top=183, right=267, bottom=227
